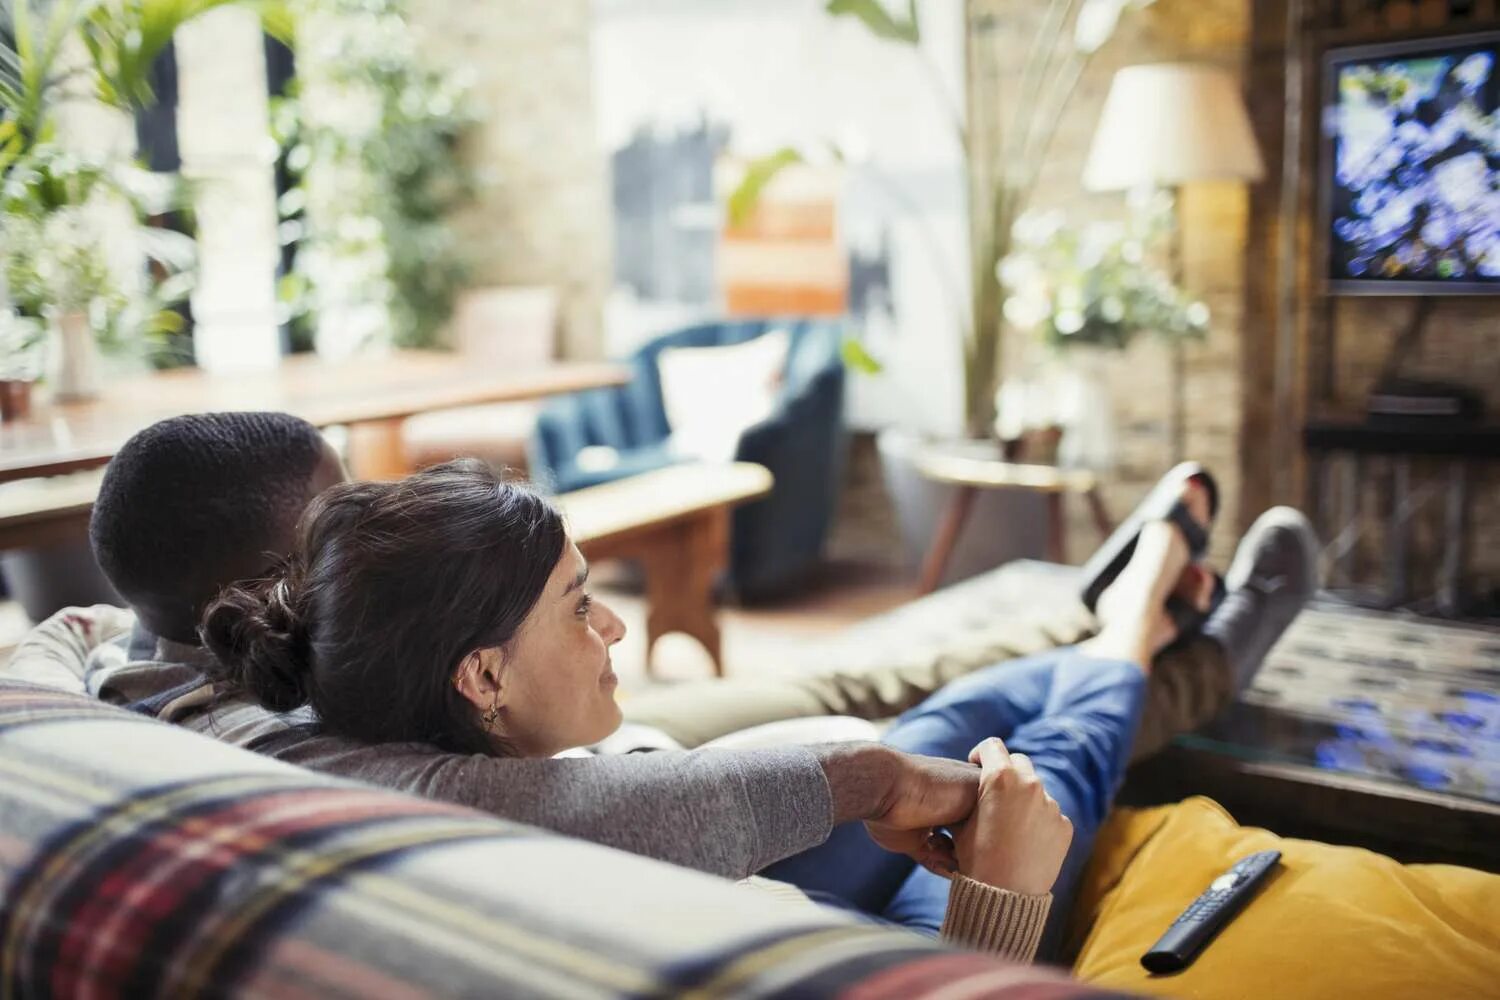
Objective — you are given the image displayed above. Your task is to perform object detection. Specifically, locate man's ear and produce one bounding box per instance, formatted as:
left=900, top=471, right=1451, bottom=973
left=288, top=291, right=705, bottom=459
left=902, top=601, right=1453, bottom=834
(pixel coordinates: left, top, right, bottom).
left=453, top=648, right=505, bottom=712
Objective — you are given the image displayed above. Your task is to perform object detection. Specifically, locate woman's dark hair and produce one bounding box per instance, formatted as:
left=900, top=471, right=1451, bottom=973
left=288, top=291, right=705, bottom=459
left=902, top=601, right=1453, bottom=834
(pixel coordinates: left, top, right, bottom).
left=201, top=459, right=566, bottom=754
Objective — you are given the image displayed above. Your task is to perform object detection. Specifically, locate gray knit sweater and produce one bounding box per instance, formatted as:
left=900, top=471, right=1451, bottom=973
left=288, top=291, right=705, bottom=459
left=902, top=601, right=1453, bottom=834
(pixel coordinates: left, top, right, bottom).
left=7, top=606, right=832, bottom=879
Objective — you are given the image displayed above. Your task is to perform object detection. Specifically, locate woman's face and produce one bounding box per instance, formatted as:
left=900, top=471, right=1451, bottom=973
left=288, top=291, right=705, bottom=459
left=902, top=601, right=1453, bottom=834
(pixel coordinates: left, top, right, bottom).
left=482, top=540, right=626, bottom=757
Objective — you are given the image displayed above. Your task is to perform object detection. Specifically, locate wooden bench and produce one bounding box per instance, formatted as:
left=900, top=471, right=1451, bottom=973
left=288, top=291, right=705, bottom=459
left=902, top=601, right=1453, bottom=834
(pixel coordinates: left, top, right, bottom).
left=0, top=462, right=774, bottom=677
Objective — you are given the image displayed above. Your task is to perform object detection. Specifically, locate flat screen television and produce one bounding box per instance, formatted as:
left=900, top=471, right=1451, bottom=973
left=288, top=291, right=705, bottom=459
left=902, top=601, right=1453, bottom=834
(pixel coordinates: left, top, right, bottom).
left=1323, top=32, right=1500, bottom=294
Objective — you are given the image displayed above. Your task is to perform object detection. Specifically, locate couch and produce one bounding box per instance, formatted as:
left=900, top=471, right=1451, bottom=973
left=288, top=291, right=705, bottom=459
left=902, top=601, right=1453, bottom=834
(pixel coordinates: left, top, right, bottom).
left=0, top=680, right=1111, bottom=999
left=4, top=652, right=1496, bottom=1000
left=4, top=579, right=1499, bottom=997
left=529, top=319, right=847, bottom=600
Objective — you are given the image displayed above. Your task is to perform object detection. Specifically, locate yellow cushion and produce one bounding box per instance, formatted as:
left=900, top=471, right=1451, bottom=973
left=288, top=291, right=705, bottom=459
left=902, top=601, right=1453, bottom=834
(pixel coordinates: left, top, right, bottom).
left=1069, top=796, right=1500, bottom=998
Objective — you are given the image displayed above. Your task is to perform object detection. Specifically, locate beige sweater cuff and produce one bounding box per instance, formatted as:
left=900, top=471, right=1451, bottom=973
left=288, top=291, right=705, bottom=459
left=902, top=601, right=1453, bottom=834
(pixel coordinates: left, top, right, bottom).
left=939, top=874, right=1052, bottom=963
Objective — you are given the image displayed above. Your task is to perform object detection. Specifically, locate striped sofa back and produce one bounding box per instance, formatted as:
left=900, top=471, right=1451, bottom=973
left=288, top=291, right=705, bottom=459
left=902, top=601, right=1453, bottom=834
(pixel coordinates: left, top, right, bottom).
left=0, top=682, right=1124, bottom=999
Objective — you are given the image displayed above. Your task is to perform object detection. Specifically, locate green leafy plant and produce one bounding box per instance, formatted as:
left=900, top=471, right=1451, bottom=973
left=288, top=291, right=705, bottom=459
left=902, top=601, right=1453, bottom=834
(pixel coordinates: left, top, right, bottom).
left=81, top=0, right=292, bottom=110
left=275, top=0, right=476, bottom=351
left=1, top=0, right=285, bottom=368
left=731, top=0, right=1155, bottom=437
left=999, top=201, right=1208, bottom=352
left=1, top=0, right=291, bottom=169
left=0, top=0, right=100, bottom=174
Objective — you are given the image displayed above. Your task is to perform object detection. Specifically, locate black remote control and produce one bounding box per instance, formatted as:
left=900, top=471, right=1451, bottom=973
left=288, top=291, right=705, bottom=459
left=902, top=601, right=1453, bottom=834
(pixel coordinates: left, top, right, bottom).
left=1140, top=850, right=1282, bottom=974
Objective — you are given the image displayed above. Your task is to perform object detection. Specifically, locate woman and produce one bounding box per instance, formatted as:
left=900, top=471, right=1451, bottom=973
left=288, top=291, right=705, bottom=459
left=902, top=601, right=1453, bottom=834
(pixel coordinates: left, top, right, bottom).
left=203, top=459, right=1223, bottom=960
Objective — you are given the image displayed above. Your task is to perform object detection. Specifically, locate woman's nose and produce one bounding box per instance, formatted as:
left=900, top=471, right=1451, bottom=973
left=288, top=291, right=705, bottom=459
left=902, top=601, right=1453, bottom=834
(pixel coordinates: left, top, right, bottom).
left=597, top=600, right=627, bottom=644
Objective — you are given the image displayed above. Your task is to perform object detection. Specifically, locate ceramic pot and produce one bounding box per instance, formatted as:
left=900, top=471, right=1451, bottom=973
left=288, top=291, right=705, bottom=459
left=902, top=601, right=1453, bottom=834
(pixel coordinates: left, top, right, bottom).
left=0, top=379, right=33, bottom=422
left=47, top=310, right=102, bottom=402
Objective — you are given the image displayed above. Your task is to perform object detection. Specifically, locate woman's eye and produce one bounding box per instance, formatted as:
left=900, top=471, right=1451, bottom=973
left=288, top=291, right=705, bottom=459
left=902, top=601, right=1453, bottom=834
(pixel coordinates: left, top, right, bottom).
left=575, top=593, right=594, bottom=617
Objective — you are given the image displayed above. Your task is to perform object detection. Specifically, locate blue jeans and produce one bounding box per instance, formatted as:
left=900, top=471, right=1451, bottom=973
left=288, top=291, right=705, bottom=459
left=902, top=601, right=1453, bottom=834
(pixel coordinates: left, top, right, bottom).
left=761, top=648, right=1146, bottom=959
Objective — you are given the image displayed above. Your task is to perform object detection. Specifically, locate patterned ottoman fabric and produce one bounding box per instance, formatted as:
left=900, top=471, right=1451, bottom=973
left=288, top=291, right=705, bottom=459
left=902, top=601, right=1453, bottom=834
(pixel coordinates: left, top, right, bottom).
left=1189, top=604, right=1500, bottom=804
left=0, top=683, right=1123, bottom=1000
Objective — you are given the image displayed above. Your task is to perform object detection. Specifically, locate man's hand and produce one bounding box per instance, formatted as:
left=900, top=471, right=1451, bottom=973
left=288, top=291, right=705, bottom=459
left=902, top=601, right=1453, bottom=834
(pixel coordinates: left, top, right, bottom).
left=814, top=743, right=979, bottom=873
left=950, top=737, right=1072, bottom=895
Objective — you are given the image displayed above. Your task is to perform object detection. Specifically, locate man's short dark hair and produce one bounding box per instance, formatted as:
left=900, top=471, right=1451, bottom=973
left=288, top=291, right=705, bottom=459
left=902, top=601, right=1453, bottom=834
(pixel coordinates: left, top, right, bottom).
left=91, top=412, right=330, bottom=643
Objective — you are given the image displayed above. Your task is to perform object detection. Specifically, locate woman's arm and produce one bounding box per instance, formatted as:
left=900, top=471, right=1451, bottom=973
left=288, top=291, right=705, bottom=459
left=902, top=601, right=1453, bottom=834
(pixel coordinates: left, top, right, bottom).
left=938, top=736, right=1073, bottom=962
left=262, top=734, right=979, bottom=882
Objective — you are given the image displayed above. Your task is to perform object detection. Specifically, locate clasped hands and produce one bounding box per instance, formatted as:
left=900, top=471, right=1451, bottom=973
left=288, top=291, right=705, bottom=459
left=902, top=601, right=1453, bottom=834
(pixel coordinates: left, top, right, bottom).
left=866, top=737, right=1073, bottom=896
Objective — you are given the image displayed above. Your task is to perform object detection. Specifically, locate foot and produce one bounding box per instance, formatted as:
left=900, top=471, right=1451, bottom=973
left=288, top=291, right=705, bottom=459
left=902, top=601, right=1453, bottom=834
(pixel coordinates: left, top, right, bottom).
left=1202, top=507, right=1320, bottom=690
left=1086, top=477, right=1216, bottom=669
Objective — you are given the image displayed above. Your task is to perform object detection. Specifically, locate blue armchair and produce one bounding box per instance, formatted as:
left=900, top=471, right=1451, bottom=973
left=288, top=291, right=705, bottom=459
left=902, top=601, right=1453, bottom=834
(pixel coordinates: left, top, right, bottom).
left=530, top=318, right=847, bottom=600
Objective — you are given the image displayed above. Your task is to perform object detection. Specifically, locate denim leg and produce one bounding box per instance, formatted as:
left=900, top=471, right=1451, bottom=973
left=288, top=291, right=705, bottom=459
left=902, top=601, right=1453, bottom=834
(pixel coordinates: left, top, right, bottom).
left=881, top=654, right=1147, bottom=958
left=763, top=651, right=1143, bottom=924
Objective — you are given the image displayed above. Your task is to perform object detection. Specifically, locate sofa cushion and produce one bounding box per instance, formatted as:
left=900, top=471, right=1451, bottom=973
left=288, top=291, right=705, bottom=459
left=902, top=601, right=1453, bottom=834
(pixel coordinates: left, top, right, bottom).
left=1068, top=796, right=1500, bottom=997
left=0, top=682, right=1122, bottom=999
left=658, top=328, right=790, bottom=462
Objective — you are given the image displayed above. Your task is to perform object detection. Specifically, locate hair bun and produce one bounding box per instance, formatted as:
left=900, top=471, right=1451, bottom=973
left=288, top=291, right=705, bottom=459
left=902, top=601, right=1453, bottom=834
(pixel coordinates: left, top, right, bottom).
left=200, top=576, right=311, bottom=713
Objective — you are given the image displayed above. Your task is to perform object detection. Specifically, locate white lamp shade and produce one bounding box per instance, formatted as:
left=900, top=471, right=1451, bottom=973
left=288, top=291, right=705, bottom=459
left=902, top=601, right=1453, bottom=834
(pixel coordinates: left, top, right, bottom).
left=1083, top=63, right=1265, bottom=191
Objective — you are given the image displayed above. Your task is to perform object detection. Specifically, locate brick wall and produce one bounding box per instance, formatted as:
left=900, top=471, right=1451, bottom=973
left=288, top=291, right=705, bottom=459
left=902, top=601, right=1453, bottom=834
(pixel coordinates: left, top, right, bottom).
left=410, top=0, right=611, bottom=360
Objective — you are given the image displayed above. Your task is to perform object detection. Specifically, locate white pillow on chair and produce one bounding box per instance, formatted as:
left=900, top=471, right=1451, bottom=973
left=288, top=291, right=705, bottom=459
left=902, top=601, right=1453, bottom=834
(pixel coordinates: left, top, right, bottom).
left=657, top=330, right=790, bottom=463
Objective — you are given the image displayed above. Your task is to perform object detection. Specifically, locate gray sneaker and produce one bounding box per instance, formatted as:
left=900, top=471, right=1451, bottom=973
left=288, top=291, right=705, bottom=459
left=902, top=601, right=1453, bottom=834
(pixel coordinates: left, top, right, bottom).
left=1202, top=507, right=1320, bottom=690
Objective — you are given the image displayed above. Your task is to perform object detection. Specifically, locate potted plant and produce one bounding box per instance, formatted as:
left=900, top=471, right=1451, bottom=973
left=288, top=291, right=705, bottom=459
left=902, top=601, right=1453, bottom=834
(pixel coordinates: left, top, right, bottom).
left=2, top=150, right=196, bottom=401
left=996, top=198, right=1209, bottom=470
left=4, top=201, right=116, bottom=401
left=2, top=0, right=282, bottom=376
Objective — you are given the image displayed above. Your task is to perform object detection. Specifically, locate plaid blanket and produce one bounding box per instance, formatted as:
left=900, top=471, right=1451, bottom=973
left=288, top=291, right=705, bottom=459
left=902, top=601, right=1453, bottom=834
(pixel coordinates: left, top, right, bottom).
left=0, top=682, right=1123, bottom=999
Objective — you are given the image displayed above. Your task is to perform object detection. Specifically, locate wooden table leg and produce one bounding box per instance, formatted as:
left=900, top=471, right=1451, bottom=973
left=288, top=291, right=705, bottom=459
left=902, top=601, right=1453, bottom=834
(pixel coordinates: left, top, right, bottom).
left=346, top=418, right=411, bottom=481
left=1084, top=486, right=1114, bottom=542
left=1046, top=492, right=1066, bottom=564
left=636, top=509, right=729, bottom=677
left=917, top=485, right=976, bottom=595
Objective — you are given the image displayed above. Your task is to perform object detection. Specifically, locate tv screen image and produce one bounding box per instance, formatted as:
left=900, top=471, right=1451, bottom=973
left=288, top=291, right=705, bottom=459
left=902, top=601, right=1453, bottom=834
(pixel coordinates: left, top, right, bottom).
left=1325, top=34, right=1500, bottom=293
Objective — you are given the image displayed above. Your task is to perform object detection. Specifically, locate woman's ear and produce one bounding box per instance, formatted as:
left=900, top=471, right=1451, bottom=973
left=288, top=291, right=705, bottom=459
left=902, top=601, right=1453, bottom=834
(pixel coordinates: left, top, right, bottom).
left=453, top=648, right=505, bottom=712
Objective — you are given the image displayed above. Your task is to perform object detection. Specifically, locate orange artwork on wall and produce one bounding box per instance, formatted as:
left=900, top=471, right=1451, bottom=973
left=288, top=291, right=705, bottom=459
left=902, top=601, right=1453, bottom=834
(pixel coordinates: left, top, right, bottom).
left=717, top=161, right=849, bottom=317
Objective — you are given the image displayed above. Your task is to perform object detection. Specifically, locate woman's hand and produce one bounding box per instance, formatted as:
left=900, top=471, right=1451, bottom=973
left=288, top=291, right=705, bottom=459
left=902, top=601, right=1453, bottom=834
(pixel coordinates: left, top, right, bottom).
left=949, top=737, right=1072, bottom=895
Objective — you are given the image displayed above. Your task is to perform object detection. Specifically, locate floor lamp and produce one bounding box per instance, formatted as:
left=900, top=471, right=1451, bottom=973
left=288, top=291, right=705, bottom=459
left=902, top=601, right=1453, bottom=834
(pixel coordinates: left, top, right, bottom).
left=1082, top=63, right=1265, bottom=462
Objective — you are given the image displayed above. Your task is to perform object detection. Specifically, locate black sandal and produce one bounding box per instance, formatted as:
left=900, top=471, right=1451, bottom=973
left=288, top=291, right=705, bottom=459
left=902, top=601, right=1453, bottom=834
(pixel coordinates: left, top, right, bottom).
left=1079, top=462, right=1220, bottom=625
left=1164, top=570, right=1226, bottom=638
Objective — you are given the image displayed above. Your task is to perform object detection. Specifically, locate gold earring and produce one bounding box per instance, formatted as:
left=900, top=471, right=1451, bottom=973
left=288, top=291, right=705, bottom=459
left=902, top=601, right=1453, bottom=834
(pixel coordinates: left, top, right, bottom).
left=481, top=696, right=501, bottom=733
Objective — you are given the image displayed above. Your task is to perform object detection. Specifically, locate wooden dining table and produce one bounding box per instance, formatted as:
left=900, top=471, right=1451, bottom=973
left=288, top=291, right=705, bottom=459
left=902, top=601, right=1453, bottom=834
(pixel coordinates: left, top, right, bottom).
left=0, top=351, right=630, bottom=486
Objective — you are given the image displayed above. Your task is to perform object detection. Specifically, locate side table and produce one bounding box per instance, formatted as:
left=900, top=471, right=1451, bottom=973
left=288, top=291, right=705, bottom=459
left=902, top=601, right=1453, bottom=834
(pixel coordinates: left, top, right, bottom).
left=913, top=448, right=1113, bottom=594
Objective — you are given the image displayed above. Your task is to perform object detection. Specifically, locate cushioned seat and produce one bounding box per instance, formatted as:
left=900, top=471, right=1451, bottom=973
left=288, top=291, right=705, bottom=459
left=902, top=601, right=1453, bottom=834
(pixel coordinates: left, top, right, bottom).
left=530, top=318, right=847, bottom=599
left=1068, top=796, right=1500, bottom=997
left=550, top=440, right=683, bottom=492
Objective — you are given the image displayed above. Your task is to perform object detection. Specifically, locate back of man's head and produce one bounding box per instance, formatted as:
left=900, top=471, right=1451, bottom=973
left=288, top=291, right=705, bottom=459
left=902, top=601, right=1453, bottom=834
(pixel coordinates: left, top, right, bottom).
left=91, top=412, right=341, bottom=644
